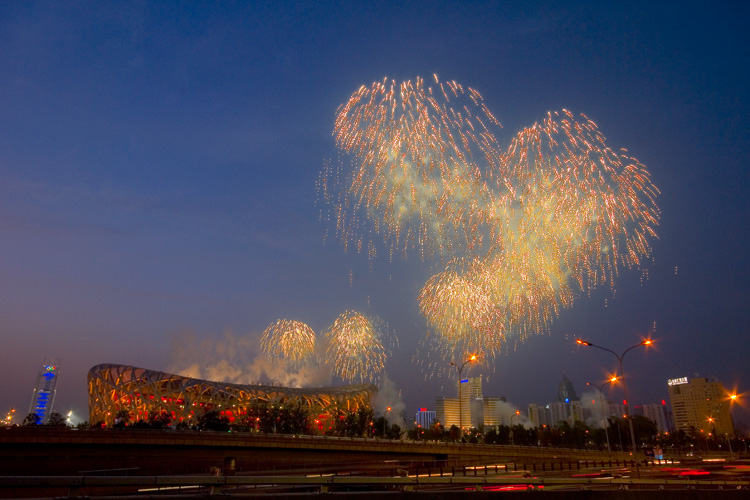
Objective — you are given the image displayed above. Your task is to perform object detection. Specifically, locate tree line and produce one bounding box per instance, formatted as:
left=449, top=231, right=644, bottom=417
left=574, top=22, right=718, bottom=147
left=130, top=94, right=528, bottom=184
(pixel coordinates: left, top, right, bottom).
left=11, top=408, right=746, bottom=455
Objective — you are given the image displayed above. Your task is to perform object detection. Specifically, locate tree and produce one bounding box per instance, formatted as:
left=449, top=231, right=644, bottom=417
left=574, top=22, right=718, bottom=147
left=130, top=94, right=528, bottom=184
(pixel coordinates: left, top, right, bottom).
left=631, top=415, right=658, bottom=448
left=22, top=413, right=40, bottom=426
left=373, top=415, right=388, bottom=438
left=245, top=402, right=310, bottom=434
left=484, top=428, right=498, bottom=444
left=198, top=409, right=229, bottom=432
left=429, top=421, right=445, bottom=441
left=387, top=423, right=402, bottom=440
left=448, top=425, right=460, bottom=442
left=589, top=427, right=609, bottom=450
left=113, top=409, right=131, bottom=428
left=495, top=424, right=511, bottom=445
left=466, top=426, right=483, bottom=444
left=332, top=407, right=374, bottom=437
left=131, top=419, right=152, bottom=429
left=46, top=410, right=68, bottom=427
left=356, top=407, right=374, bottom=437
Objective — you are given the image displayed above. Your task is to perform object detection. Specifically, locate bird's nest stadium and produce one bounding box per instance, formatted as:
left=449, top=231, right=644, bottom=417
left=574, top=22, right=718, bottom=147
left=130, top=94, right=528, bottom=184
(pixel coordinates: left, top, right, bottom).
left=88, top=364, right=377, bottom=427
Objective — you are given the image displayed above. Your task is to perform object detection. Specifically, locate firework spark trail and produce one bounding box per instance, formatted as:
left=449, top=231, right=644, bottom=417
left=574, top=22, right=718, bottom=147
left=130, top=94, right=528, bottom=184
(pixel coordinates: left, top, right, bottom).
left=322, top=76, right=660, bottom=368
left=324, top=310, right=388, bottom=383
left=418, top=257, right=505, bottom=353
left=412, top=330, right=496, bottom=381
left=496, top=110, right=660, bottom=291
left=332, top=75, right=500, bottom=261
left=260, top=319, right=316, bottom=367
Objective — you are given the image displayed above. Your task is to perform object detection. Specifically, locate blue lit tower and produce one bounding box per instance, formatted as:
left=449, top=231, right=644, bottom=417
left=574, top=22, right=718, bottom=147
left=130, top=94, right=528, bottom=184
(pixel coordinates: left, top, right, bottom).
left=28, top=359, right=60, bottom=424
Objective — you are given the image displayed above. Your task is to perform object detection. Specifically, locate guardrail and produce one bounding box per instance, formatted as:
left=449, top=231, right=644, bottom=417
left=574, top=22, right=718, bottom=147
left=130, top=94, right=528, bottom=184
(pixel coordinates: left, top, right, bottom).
left=1, top=474, right=748, bottom=497
left=0, top=427, right=661, bottom=459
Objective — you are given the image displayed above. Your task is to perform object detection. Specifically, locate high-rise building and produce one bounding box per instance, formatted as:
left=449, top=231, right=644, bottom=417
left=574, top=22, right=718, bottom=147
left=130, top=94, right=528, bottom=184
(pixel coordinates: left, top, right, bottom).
left=528, top=404, right=549, bottom=427
left=558, top=373, right=578, bottom=403
left=547, top=401, right=570, bottom=426
left=606, top=401, right=627, bottom=420
left=28, top=359, right=60, bottom=424
left=436, top=377, right=500, bottom=430
left=482, top=397, right=502, bottom=427
left=435, top=397, right=460, bottom=428
left=415, top=408, right=436, bottom=429
left=570, top=400, right=584, bottom=423
left=458, top=377, right=481, bottom=429
left=667, top=376, right=734, bottom=435
left=642, top=402, right=672, bottom=433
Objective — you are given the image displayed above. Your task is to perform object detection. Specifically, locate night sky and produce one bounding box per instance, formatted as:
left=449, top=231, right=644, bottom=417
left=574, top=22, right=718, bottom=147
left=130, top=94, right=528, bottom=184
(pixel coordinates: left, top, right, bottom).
left=1, top=2, right=748, bottom=427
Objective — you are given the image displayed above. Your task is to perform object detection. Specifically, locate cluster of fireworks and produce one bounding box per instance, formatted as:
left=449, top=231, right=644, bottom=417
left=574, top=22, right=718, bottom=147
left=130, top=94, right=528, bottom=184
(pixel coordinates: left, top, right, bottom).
left=260, top=312, right=394, bottom=383
left=319, top=75, right=659, bottom=366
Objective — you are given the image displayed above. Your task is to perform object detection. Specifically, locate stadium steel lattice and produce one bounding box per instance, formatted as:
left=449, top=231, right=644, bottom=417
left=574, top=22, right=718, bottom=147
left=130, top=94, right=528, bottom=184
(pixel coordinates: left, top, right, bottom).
left=87, top=364, right=377, bottom=428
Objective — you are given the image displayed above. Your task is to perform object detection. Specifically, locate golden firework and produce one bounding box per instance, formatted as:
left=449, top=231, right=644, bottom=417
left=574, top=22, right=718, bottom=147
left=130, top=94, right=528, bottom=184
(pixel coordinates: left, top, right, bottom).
left=324, top=310, right=387, bottom=383
left=260, top=319, right=316, bottom=366
left=322, top=77, right=660, bottom=365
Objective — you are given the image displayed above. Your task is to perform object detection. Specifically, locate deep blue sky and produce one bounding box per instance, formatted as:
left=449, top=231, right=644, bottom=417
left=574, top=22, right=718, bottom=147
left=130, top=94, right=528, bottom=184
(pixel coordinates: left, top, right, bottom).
left=1, top=1, right=748, bottom=426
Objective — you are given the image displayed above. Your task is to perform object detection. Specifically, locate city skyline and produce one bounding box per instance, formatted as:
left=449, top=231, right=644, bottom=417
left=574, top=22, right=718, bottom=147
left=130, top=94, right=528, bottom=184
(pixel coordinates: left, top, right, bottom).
left=1, top=2, right=748, bottom=428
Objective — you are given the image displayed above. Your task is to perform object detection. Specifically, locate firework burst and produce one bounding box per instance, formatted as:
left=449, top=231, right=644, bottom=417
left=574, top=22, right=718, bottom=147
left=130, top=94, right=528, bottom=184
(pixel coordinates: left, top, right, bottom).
left=322, top=76, right=660, bottom=369
left=324, top=310, right=387, bottom=383
left=260, top=319, right=316, bottom=368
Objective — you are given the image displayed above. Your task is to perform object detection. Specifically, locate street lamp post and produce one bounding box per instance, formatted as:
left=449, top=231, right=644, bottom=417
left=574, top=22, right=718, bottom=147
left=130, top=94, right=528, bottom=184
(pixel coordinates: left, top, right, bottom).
left=577, top=338, right=652, bottom=476
left=708, top=416, right=734, bottom=457
left=726, top=433, right=734, bottom=457
left=728, top=392, right=744, bottom=457
left=383, top=406, right=391, bottom=439
left=450, top=355, right=477, bottom=438
left=510, top=410, right=520, bottom=446
left=587, top=376, right=618, bottom=456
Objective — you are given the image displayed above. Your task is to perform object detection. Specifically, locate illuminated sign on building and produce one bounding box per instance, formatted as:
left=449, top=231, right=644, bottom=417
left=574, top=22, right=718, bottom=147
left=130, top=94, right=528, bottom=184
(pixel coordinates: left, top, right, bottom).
left=668, top=377, right=688, bottom=386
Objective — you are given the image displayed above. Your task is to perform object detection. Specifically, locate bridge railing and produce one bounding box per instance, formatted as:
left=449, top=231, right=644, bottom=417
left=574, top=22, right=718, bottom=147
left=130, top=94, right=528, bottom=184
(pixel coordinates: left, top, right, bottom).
left=1, top=474, right=748, bottom=497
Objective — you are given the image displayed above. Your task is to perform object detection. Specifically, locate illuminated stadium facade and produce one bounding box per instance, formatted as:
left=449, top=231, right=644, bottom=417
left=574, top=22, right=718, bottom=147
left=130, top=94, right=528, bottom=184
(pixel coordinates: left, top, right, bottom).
left=88, top=364, right=377, bottom=428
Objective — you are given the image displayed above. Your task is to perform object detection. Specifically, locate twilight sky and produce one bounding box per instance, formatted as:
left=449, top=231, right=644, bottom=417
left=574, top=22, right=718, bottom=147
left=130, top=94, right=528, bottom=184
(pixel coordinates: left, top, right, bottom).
left=1, top=1, right=748, bottom=426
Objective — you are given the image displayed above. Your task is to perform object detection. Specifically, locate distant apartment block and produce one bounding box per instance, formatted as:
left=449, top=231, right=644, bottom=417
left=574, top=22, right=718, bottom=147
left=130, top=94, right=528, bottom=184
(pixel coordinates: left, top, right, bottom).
left=640, top=402, right=672, bottom=433
left=528, top=404, right=549, bottom=427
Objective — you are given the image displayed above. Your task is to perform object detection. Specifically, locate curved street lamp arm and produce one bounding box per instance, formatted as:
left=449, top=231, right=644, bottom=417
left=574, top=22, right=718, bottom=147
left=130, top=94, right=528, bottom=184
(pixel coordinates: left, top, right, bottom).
left=584, top=342, right=622, bottom=362
left=621, top=342, right=648, bottom=362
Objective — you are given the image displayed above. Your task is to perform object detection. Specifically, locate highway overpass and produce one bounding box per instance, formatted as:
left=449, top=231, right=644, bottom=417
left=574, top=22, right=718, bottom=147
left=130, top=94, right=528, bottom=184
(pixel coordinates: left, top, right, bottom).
left=2, top=427, right=660, bottom=476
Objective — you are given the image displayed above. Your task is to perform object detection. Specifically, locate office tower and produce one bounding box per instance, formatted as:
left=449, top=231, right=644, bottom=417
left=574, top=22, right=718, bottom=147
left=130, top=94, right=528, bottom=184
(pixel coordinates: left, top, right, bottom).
left=667, top=376, right=734, bottom=435
left=558, top=373, right=578, bottom=403
left=415, top=409, right=436, bottom=429
left=435, top=397, right=460, bottom=428
left=482, top=397, right=502, bottom=427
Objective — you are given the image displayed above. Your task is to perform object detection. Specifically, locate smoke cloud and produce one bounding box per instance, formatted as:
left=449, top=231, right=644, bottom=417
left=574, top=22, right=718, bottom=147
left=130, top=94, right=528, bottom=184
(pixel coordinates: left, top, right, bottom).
left=372, top=373, right=406, bottom=429
left=580, top=388, right=608, bottom=428
left=168, top=329, right=333, bottom=388
left=492, top=399, right=533, bottom=429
